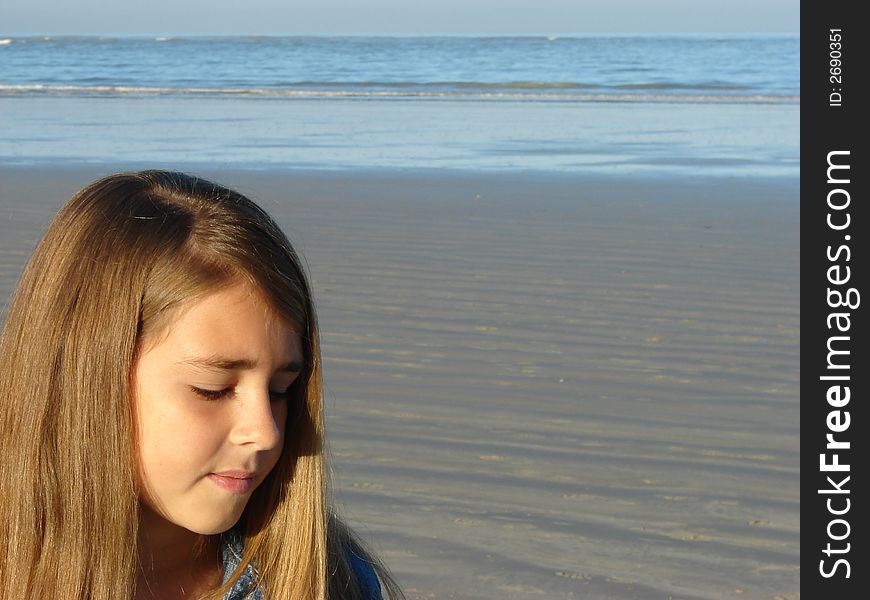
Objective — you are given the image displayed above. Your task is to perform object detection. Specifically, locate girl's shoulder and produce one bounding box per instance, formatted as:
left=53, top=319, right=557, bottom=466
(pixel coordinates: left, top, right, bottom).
left=346, top=548, right=385, bottom=600
left=219, top=527, right=384, bottom=600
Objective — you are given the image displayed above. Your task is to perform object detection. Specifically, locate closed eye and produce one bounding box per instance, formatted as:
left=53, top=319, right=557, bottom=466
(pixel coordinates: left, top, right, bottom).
left=191, top=385, right=296, bottom=402
left=269, top=388, right=293, bottom=402
left=191, top=386, right=233, bottom=401
left=269, top=376, right=301, bottom=402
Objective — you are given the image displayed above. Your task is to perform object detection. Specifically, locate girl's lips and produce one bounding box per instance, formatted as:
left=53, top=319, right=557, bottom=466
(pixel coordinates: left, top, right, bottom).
left=213, top=470, right=256, bottom=479
left=208, top=473, right=254, bottom=494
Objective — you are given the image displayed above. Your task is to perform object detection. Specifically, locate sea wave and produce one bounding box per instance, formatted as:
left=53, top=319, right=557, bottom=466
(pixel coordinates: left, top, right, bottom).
left=0, top=83, right=799, bottom=104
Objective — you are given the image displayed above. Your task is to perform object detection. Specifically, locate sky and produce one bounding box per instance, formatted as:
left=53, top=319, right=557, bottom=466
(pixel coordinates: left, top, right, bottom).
left=2, top=0, right=799, bottom=35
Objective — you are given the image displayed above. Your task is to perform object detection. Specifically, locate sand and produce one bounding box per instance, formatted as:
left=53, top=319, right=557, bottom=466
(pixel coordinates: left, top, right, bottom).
left=0, top=166, right=799, bottom=600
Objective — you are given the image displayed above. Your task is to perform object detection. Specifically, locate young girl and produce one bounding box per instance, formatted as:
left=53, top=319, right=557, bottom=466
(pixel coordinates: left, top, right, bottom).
left=0, top=171, right=403, bottom=600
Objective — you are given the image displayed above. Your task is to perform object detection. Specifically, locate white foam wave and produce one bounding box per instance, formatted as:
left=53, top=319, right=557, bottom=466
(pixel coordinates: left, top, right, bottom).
left=0, top=83, right=799, bottom=105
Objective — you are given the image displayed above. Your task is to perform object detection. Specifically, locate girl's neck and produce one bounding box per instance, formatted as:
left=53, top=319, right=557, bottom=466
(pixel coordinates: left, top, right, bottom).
left=135, top=561, right=223, bottom=600
left=135, top=538, right=223, bottom=600
left=136, top=506, right=224, bottom=599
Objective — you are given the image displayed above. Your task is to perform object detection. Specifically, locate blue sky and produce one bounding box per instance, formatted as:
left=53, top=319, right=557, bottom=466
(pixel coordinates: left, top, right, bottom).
left=3, top=0, right=799, bottom=35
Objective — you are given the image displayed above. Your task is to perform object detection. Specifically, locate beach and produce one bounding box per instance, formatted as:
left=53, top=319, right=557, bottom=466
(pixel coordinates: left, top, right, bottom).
left=0, top=166, right=800, bottom=599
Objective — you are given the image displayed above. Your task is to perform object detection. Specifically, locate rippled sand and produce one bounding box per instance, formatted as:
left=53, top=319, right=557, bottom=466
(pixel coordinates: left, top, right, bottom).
left=0, top=167, right=799, bottom=600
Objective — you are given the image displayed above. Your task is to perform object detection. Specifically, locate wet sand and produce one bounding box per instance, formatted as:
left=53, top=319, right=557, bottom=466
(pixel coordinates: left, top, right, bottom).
left=0, top=166, right=799, bottom=599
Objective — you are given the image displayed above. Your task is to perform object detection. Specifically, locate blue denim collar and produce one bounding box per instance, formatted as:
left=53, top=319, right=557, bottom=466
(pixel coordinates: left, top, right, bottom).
left=219, top=527, right=262, bottom=600
left=218, top=526, right=383, bottom=600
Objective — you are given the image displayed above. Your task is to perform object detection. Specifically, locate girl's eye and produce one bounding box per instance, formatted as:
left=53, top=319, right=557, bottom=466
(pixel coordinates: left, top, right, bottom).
left=191, top=386, right=233, bottom=401
left=268, top=387, right=293, bottom=402
left=191, top=386, right=294, bottom=402
left=269, top=376, right=300, bottom=402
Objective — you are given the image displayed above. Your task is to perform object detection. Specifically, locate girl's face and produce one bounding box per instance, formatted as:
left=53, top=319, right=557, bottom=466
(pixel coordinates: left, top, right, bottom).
left=132, top=281, right=302, bottom=536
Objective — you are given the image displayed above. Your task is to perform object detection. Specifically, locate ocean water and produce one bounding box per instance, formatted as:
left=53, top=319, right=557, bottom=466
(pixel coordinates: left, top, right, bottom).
left=0, top=35, right=799, bottom=175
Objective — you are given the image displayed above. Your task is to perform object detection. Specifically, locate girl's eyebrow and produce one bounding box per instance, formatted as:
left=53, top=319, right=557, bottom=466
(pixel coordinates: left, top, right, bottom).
left=179, top=356, right=304, bottom=373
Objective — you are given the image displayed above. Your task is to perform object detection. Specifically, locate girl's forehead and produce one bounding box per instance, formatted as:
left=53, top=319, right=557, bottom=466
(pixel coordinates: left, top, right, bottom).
left=140, top=280, right=302, bottom=353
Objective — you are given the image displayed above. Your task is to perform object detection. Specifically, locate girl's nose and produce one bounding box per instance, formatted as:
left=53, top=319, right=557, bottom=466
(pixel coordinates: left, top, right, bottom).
left=229, top=389, right=285, bottom=451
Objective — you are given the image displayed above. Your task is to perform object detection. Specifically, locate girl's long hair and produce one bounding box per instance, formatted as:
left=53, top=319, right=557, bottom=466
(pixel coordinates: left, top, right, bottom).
left=0, top=171, right=402, bottom=600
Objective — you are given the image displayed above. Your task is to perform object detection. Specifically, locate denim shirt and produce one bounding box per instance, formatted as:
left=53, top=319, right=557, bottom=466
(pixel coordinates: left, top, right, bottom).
left=219, top=528, right=383, bottom=600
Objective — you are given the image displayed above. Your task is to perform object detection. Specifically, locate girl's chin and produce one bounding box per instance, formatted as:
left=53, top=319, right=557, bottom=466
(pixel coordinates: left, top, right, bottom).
left=138, top=501, right=246, bottom=537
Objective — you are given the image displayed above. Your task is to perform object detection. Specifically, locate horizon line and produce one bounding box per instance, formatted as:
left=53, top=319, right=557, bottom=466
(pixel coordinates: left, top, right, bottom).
left=0, top=31, right=802, bottom=38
